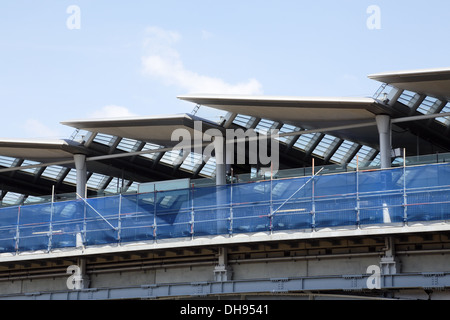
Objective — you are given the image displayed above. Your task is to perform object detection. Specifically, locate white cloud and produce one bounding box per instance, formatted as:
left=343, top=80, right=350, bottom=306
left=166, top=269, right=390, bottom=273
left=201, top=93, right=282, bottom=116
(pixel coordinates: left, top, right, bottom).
left=201, top=29, right=214, bottom=40
left=141, top=26, right=263, bottom=95
left=22, top=119, right=62, bottom=138
left=88, top=105, right=137, bottom=119
left=144, top=26, right=181, bottom=45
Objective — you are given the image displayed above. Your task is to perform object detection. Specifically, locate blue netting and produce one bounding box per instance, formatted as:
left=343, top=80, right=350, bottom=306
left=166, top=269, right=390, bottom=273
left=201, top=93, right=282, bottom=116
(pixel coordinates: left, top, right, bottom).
left=0, top=163, right=449, bottom=254
left=84, top=196, right=120, bottom=246
left=119, top=194, right=155, bottom=242
left=51, top=201, right=85, bottom=248
left=154, top=189, right=191, bottom=239
left=18, top=203, right=51, bottom=251
left=0, top=206, right=19, bottom=252
left=359, top=192, right=405, bottom=225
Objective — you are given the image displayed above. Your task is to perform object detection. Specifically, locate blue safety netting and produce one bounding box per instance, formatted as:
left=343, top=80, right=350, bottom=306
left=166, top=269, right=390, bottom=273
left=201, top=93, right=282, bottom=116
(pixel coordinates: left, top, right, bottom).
left=0, top=163, right=450, bottom=254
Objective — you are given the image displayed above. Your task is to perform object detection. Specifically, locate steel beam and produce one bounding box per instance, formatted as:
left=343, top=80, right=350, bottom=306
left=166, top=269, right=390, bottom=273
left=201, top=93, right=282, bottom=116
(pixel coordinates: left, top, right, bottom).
left=1, top=272, right=449, bottom=300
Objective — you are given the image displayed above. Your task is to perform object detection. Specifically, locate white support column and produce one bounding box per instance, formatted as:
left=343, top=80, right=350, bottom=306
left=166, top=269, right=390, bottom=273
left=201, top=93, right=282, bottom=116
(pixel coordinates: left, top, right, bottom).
left=214, top=247, right=232, bottom=281
left=376, top=115, right=392, bottom=169
left=214, top=137, right=228, bottom=235
left=214, top=138, right=226, bottom=186
left=380, top=237, right=400, bottom=275
left=74, top=154, right=87, bottom=198
left=225, top=140, right=233, bottom=177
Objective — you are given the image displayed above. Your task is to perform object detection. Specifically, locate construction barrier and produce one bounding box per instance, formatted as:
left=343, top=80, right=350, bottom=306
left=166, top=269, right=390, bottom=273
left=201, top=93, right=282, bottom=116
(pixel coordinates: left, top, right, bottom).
left=0, top=163, right=449, bottom=253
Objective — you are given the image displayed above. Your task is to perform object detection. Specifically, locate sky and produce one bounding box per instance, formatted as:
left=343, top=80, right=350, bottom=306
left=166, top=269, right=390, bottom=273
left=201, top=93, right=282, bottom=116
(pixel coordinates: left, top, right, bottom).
left=0, top=0, right=449, bottom=139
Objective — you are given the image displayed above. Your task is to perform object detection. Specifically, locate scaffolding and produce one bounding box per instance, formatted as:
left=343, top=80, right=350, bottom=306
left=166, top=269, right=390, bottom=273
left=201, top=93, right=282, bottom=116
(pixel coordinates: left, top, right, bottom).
left=0, top=162, right=449, bottom=254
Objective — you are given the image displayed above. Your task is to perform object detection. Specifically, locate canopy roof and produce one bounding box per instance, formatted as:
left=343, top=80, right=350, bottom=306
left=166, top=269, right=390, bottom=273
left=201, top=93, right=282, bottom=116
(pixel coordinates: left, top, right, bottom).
left=177, top=95, right=384, bottom=125
left=61, top=113, right=223, bottom=148
left=369, top=67, right=450, bottom=100
left=0, top=138, right=88, bottom=162
left=177, top=94, right=394, bottom=147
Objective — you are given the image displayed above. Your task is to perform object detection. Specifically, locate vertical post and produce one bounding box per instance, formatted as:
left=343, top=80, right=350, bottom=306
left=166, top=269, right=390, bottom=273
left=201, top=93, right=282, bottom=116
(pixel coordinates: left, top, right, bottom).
left=215, top=137, right=228, bottom=235
left=79, top=199, right=87, bottom=248
left=356, top=156, right=360, bottom=228
left=76, top=257, right=90, bottom=289
left=229, top=178, right=233, bottom=236
left=403, top=148, right=408, bottom=225
left=15, top=205, right=21, bottom=253
left=225, top=138, right=235, bottom=236
left=117, top=193, right=122, bottom=244
left=190, top=183, right=195, bottom=239
left=269, top=163, right=274, bottom=234
left=213, top=247, right=232, bottom=281
left=48, top=185, right=55, bottom=252
left=77, top=158, right=87, bottom=248
left=311, top=159, right=316, bottom=231
left=376, top=115, right=392, bottom=169
left=215, top=138, right=226, bottom=186
left=153, top=184, right=157, bottom=240
left=225, top=140, right=233, bottom=178
left=74, top=154, right=87, bottom=199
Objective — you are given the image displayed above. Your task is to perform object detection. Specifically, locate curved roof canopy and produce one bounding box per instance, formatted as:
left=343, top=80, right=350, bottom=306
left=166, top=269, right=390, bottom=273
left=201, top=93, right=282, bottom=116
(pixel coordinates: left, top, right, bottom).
left=0, top=138, right=88, bottom=162
left=177, top=94, right=392, bottom=147
left=61, top=113, right=224, bottom=148
left=369, top=67, right=450, bottom=100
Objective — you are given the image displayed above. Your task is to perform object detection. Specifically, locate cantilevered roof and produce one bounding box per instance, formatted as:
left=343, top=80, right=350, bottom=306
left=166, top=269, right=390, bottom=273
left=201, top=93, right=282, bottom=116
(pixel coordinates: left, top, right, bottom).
left=0, top=138, right=88, bottom=162
left=178, top=94, right=393, bottom=147
left=61, top=113, right=224, bottom=147
left=369, top=67, right=450, bottom=100
left=177, top=95, right=384, bottom=125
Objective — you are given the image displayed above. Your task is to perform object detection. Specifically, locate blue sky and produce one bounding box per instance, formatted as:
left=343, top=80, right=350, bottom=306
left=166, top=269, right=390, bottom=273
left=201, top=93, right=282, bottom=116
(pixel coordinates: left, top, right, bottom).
left=0, top=0, right=449, bottom=139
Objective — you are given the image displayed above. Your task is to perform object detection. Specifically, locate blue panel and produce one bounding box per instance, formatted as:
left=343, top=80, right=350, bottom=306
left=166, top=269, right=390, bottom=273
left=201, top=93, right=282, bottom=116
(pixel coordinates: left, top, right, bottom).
left=314, top=172, right=357, bottom=197
left=406, top=190, right=449, bottom=222
left=84, top=197, right=119, bottom=246
left=314, top=195, right=358, bottom=228
left=359, top=192, right=404, bottom=225
left=18, top=203, right=51, bottom=251
left=193, top=207, right=229, bottom=236
left=0, top=163, right=448, bottom=253
left=156, top=210, right=191, bottom=239
left=51, top=200, right=85, bottom=248
left=0, top=206, right=19, bottom=253
left=232, top=204, right=269, bottom=233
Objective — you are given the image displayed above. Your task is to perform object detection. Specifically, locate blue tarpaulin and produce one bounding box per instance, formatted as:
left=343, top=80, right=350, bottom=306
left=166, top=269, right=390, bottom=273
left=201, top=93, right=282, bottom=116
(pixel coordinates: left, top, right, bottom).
left=0, top=163, right=449, bottom=253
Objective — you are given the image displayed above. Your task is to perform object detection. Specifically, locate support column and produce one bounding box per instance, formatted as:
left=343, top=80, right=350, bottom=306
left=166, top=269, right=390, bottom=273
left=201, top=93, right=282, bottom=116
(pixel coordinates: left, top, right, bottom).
left=225, top=140, right=233, bottom=177
left=213, top=247, right=232, bottom=281
left=214, top=138, right=226, bottom=186
left=214, top=137, right=229, bottom=235
left=74, top=154, right=87, bottom=198
left=376, top=115, right=392, bottom=169
left=224, top=112, right=237, bottom=178
left=67, top=258, right=90, bottom=290
left=380, top=237, right=400, bottom=275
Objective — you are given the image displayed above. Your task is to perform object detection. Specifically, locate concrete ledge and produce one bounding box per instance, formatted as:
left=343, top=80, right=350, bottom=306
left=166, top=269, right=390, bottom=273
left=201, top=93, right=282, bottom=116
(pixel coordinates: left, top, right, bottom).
left=1, top=221, right=450, bottom=263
